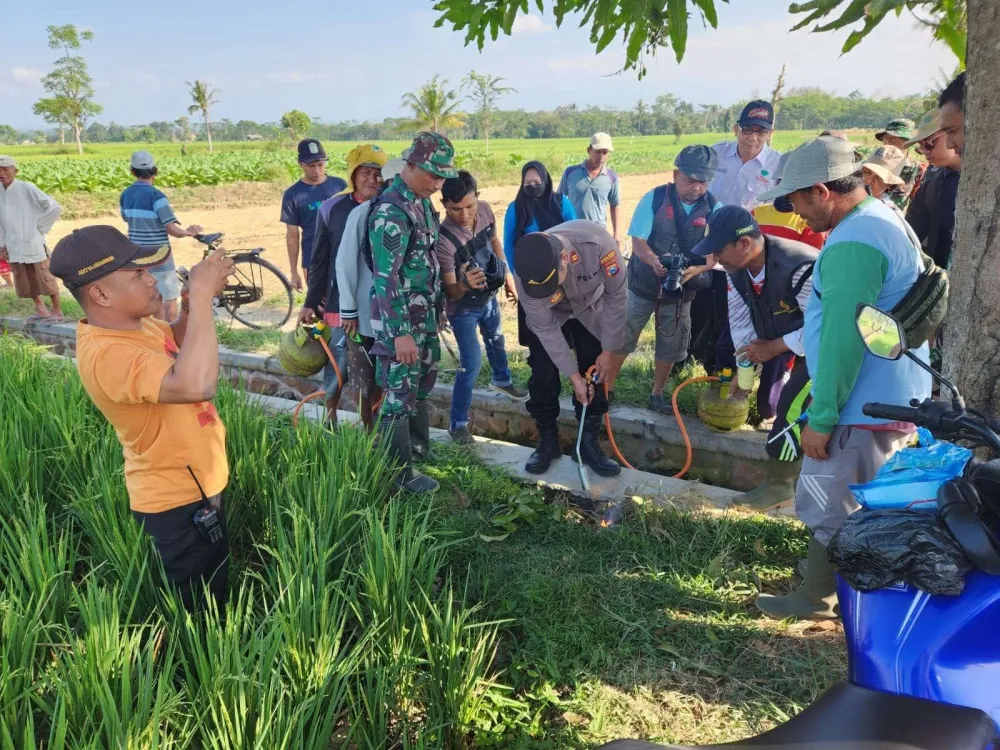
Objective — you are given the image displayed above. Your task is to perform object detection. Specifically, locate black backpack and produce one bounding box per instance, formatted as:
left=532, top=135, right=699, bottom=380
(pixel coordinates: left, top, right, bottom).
left=814, top=209, right=948, bottom=349
left=891, top=218, right=949, bottom=348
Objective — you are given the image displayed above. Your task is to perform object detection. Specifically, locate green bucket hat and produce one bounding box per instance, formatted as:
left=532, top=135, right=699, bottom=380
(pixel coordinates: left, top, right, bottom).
left=402, top=132, right=458, bottom=179
left=875, top=118, right=916, bottom=142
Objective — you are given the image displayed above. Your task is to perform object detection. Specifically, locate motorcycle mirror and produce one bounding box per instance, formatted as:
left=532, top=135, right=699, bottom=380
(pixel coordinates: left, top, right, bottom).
left=855, top=304, right=907, bottom=361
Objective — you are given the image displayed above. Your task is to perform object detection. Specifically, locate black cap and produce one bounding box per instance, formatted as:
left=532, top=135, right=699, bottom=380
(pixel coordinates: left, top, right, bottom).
left=675, top=144, right=718, bottom=182
left=738, top=100, right=774, bottom=130
left=297, top=138, right=327, bottom=163
left=690, top=206, right=759, bottom=257
left=49, top=225, right=169, bottom=291
left=514, top=233, right=562, bottom=298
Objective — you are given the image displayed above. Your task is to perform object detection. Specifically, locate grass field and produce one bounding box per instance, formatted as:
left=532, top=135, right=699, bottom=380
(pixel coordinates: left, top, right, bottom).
left=0, top=335, right=841, bottom=747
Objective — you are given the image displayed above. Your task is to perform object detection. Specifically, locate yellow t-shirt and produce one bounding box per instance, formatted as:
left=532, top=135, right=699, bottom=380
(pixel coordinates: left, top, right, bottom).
left=75, top=317, right=229, bottom=513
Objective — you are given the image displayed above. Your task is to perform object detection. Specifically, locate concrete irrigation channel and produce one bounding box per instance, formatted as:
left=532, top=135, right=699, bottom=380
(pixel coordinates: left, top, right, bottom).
left=4, top=314, right=800, bottom=519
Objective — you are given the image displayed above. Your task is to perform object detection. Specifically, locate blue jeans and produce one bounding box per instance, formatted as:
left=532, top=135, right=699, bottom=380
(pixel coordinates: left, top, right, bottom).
left=321, top=327, right=349, bottom=401
left=449, top=296, right=512, bottom=431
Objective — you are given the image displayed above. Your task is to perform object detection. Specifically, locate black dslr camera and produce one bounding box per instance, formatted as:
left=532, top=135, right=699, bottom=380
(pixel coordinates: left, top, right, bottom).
left=661, top=253, right=691, bottom=297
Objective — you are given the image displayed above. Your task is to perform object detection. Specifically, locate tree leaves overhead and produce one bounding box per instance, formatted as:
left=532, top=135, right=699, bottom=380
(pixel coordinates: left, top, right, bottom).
left=433, top=0, right=965, bottom=77
left=789, top=0, right=966, bottom=62
left=432, top=0, right=725, bottom=76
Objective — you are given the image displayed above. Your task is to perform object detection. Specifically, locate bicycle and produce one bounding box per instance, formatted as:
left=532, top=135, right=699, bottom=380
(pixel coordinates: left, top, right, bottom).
left=177, top=232, right=294, bottom=330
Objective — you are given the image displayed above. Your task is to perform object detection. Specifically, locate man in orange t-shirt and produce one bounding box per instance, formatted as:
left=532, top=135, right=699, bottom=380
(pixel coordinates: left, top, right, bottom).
left=50, top=225, right=235, bottom=613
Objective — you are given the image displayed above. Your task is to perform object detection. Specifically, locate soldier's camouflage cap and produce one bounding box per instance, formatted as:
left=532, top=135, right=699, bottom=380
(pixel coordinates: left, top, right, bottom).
left=402, top=132, right=458, bottom=179
left=875, top=118, right=915, bottom=142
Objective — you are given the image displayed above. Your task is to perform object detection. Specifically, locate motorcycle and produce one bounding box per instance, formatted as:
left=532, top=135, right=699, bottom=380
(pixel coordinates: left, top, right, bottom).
left=598, top=304, right=1000, bottom=750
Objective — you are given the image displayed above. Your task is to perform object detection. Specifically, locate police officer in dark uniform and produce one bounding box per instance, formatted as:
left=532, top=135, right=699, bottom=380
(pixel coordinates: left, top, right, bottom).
left=690, top=206, right=818, bottom=510
left=514, top=220, right=628, bottom=477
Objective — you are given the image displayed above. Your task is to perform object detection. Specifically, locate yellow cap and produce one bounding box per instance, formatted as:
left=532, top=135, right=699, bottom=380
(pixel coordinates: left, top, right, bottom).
left=339, top=144, right=389, bottom=195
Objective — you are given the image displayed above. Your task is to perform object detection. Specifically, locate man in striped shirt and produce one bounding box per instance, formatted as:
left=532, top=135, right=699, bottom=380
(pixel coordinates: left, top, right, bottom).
left=119, top=151, right=202, bottom=320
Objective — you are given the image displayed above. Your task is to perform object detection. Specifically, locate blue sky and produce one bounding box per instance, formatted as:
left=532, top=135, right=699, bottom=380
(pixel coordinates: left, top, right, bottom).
left=3, top=0, right=958, bottom=129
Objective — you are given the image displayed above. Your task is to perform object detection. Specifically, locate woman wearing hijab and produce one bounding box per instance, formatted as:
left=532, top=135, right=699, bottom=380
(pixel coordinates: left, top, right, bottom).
left=503, top=161, right=577, bottom=273
left=504, top=161, right=577, bottom=346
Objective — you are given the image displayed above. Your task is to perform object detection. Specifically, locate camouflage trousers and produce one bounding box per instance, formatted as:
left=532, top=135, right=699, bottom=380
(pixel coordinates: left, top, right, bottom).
left=376, top=331, right=440, bottom=418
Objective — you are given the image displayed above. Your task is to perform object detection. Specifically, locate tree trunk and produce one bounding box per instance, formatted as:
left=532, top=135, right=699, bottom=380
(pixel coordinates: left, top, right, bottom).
left=59, top=124, right=65, bottom=144
left=485, top=126, right=490, bottom=155
left=205, top=112, right=213, bottom=152
left=944, top=0, right=1000, bottom=412
left=74, top=123, right=83, bottom=155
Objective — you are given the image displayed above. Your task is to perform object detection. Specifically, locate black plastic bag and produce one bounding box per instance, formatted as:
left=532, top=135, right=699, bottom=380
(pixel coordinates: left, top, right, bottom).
left=828, top=509, right=972, bottom=595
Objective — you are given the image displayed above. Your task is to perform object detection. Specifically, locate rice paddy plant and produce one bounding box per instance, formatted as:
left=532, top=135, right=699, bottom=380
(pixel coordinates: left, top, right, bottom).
left=0, top=333, right=512, bottom=748
left=414, top=582, right=512, bottom=749
left=176, top=584, right=332, bottom=750
left=0, top=494, right=78, bottom=623
left=38, top=582, right=195, bottom=748
left=0, top=592, right=52, bottom=747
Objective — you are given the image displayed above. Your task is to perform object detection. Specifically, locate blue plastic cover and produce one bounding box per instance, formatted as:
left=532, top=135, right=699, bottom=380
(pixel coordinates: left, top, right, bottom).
left=850, top=429, right=973, bottom=510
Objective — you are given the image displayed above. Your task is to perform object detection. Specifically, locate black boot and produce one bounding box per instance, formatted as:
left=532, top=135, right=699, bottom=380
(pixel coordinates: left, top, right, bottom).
left=410, top=400, right=432, bottom=461
left=578, top=413, right=621, bottom=477
left=379, top=416, right=439, bottom=494
left=525, top=421, right=562, bottom=474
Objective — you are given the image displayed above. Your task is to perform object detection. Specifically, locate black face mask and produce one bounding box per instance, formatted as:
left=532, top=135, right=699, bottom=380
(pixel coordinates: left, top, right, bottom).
left=524, top=183, right=544, bottom=198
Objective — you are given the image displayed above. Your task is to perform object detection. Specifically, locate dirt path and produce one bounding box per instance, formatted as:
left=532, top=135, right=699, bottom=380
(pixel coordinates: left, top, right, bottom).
left=49, top=173, right=672, bottom=277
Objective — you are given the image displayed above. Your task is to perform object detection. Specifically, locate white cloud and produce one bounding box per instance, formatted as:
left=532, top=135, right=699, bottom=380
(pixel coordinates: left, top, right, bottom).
left=0, top=67, right=43, bottom=96
left=10, top=67, right=43, bottom=85
left=266, top=71, right=331, bottom=83
left=512, top=14, right=552, bottom=34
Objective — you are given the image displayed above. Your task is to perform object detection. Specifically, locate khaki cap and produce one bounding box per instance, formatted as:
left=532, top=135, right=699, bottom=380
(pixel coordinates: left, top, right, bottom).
left=862, top=145, right=906, bottom=186
left=904, top=109, right=943, bottom=147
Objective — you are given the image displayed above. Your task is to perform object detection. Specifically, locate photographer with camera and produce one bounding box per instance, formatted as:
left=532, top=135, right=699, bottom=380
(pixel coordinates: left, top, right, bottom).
left=49, top=225, right=235, bottom=615
left=619, top=146, right=720, bottom=412
left=437, top=170, right=527, bottom=445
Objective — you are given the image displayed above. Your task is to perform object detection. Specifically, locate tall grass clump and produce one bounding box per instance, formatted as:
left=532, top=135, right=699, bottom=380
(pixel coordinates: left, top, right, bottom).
left=0, top=334, right=515, bottom=748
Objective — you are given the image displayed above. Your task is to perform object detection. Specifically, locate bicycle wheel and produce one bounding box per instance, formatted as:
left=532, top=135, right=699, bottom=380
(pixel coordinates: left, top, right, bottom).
left=221, top=255, right=293, bottom=330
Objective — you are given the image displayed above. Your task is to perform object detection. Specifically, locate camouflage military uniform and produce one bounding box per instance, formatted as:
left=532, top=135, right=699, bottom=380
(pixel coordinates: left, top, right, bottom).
left=889, top=155, right=925, bottom=211
left=875, top=118, right=921, bottom=211
left=369, top=133, right=457, bottom=420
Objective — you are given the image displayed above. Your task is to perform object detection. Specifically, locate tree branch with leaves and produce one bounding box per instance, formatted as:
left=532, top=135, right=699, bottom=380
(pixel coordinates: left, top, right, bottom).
left=434, top=0, right=965, bottom=75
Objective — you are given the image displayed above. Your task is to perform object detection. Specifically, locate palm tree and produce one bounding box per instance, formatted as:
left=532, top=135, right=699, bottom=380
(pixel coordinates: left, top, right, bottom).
left=401, top=76, right=466, bottom=134
left=186, top=80, right=219, bottom=152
